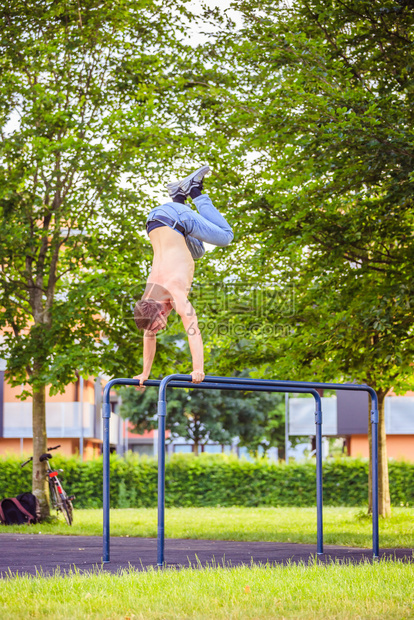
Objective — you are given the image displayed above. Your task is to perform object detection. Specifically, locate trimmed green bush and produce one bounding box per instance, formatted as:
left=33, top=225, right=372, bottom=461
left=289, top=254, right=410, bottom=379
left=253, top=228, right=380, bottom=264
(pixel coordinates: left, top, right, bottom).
left=0, top=453, right=412, bottom=508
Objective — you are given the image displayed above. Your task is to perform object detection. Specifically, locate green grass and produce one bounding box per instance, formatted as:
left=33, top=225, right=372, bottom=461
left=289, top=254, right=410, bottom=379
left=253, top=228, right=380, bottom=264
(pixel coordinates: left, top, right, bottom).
left=1, top=506, right=413, bottom=548
left=1, top=507, right=413, bottom=619
left=1, top=561, right=413, bottom=619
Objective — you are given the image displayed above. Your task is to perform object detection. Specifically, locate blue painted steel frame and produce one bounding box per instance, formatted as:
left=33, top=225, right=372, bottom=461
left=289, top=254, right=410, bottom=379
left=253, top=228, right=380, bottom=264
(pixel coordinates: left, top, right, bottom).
left=155, top=375, right=323, bottom=567
left=102, top=375, right=379, bottom=566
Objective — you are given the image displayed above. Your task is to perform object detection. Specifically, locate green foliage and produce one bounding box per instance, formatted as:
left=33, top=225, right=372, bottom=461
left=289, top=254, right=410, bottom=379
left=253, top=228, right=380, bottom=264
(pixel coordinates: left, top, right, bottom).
left=0, top=0, right=202, bottom=506
left=1, top=454, right=412, bottom=508
left=191, top=0, right=414, bottom=394
left=178, top=0, right=414, bottom=515
left=0, top=0, right=199, bottom=393
left=0, top=454, right=32, bottom=498
left=117, top=480, right=137, bottom=509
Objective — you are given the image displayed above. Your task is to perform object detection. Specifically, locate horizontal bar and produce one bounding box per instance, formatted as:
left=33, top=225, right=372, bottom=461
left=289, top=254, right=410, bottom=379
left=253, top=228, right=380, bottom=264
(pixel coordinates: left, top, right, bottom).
left=103, top=375, right=375, bottom=406
left=205, top=376, right=378, bottom=408
left=103, top=376, right=323, bottom=398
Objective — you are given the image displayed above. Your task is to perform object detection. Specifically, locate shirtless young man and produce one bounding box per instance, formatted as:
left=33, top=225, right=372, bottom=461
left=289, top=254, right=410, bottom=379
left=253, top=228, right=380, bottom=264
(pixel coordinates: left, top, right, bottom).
left=133, top=165, right=233, bottom=391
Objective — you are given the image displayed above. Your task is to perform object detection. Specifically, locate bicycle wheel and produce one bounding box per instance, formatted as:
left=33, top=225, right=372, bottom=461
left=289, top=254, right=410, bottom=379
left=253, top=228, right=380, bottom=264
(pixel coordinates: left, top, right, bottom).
left=49, top=481, right=59, bottom=513
left=60, top=497, right=73, bottom=526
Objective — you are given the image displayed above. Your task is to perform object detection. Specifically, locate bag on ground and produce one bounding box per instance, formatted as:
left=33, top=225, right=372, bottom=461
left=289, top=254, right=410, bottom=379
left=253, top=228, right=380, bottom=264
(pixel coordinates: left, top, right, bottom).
left=0, top=492, right=41, bottom=525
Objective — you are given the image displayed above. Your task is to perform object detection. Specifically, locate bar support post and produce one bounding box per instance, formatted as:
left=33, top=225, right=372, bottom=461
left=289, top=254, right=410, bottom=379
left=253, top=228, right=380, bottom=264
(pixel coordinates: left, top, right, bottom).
left=102, top=401, right=111, bottom=563
left=315, top=397, right=323, bottom=555
left=157, top=398, right=167, bottom=567
left=371, top=406, right=379, bottom=559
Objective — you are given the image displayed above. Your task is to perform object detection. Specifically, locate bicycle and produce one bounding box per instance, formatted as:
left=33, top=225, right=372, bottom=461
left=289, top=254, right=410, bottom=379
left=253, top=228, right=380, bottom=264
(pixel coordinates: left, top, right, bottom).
left=21, top=444, right=75, bottom=525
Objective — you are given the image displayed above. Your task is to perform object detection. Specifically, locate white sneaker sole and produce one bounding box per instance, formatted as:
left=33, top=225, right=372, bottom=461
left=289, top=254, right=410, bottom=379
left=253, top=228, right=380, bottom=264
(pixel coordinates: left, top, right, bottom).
left=167, top=165, right=210, bottom=195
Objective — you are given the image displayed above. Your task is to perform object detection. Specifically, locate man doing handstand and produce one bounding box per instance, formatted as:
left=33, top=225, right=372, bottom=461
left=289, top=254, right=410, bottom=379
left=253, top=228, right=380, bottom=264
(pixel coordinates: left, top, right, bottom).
left=133, top=165, right=233, bottom=390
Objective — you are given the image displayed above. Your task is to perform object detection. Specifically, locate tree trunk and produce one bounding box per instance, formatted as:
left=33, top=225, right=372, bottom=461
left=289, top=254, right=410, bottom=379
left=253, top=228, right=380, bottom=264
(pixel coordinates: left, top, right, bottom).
left=368, top=390, right=391, bottom=517
left=32, top=383, right=50, bottom=519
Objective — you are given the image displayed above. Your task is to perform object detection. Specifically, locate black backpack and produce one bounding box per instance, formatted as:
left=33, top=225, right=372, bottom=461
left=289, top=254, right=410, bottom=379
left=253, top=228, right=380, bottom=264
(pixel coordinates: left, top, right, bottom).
left=0, top=492, right=41, bottom=525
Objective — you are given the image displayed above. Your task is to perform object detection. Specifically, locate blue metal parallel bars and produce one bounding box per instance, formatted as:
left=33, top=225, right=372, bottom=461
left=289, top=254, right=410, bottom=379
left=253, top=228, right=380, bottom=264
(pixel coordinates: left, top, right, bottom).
left=102, top=377, right=322, bottom=563
left=102, top=378, right=161, bottom=563
left=202, top=376, right=379, bottom=558
left=157, top=375, right=323, bottom=566
left=102, top=375, right=378, bottom=564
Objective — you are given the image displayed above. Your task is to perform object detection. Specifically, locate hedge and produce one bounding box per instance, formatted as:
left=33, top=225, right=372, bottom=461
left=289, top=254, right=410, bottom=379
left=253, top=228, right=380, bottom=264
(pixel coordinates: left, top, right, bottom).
left=0, top=454, right=412, bottom=508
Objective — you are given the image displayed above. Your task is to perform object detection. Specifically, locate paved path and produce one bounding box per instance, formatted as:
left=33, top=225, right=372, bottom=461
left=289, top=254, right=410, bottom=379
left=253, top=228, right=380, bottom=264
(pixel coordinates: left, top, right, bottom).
left=1, top=534, right=412, bottom=577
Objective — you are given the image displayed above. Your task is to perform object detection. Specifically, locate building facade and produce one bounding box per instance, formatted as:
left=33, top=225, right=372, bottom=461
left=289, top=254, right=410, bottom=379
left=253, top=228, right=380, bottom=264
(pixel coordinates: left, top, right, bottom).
left=288, top=390, right=414, bottom=460
left=1, top=365, right=413, bottom=462
left=0, top=367, right=124, bottom=458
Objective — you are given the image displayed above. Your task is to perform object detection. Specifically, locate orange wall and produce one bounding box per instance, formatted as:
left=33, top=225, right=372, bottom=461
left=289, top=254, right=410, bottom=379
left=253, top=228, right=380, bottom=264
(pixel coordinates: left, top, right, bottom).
left=3, top=377, right=96, bottom=403
left=83, top=440, right=102, bottom=460
left=127, top=423, right=155, bottom=439
left=0, top=438, right=102, bottom=459
left=0, top=437, right=78, bottom=457
left=350, top=434, right=414, bottom=461
left=126, top=422, right=170, bottom=440
left=387, top=389, right=414, bottom=397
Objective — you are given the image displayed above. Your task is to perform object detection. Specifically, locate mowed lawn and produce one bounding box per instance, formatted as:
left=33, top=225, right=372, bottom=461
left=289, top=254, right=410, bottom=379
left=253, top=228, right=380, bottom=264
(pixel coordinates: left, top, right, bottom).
left=1, top=507, right=413, bottom=619
left=1, top=506, right=413, bottom=548
left=0, top=561, right=413, bottom=620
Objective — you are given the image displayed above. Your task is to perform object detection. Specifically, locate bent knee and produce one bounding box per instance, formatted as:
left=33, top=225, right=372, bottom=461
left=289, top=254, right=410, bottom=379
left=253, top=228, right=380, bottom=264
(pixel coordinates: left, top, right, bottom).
left=219, top=230, right=234, bottom=247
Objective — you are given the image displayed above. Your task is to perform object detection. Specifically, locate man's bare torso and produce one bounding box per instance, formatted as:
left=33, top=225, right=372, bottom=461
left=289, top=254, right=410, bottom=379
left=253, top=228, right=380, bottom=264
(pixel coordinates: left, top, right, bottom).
left=145, top=226, right=194, bottom=306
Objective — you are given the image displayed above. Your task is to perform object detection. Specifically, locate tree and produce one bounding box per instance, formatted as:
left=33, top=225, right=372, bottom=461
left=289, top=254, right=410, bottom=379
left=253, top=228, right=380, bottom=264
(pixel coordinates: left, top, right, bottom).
left=119, top=375, right=285, bottom=455
left=180, top=0, right=414, bottom=515
left=0, top=0, right=198, bottom=516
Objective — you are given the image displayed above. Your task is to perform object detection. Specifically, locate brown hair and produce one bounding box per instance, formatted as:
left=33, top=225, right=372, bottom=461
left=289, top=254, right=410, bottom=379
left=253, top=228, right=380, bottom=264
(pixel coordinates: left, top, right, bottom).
left=134, top=298, right=163, bottom=330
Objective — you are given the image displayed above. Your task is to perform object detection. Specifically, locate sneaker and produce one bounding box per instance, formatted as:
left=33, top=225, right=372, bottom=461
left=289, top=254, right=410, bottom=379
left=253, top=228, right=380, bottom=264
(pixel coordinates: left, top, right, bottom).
left=167, top=165, right=210, bottom=197
left=167, top=183, right=187, bottom=201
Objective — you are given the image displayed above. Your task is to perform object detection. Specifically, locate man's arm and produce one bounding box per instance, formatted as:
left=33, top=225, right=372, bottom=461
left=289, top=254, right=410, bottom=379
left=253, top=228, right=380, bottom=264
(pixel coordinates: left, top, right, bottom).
left=174, top=294, right=205, bottom=383
left=133, top=331, right=156, bottom=392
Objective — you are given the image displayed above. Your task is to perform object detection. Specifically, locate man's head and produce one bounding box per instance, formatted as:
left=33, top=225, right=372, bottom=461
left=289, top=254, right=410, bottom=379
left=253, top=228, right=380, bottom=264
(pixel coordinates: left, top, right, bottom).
left=134, top=298, right=171, bottom=333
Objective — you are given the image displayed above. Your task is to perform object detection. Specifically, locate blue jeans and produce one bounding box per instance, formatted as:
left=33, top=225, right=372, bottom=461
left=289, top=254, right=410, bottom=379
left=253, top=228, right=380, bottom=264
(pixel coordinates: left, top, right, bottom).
left=146, top=194, right=234, bottom=259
